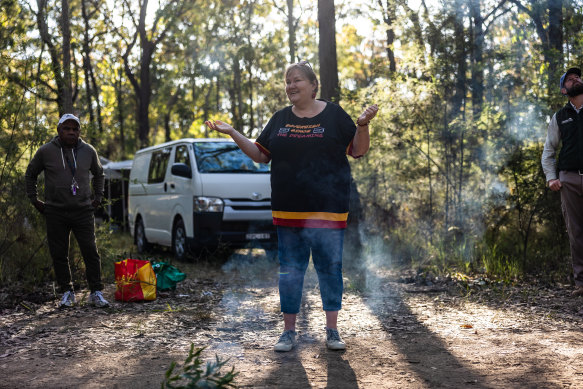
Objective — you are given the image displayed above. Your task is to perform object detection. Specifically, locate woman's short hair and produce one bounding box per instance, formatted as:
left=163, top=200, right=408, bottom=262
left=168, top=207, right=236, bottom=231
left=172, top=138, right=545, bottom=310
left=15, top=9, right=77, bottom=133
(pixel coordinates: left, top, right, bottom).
left=285, top=60, right=319, bottom=95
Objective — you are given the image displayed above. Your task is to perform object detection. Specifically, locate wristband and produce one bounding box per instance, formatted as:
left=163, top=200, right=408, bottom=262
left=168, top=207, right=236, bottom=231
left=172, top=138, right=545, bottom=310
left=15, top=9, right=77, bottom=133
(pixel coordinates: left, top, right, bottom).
left=356, top=118, right=370, bottom=127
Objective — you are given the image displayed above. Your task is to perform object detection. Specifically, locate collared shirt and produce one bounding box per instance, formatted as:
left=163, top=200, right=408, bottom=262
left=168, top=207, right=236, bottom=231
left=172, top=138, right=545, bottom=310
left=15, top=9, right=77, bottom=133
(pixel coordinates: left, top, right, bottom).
left=570, top=101, right=583, bottom=113
left=541, top=101, right=583, bottom=182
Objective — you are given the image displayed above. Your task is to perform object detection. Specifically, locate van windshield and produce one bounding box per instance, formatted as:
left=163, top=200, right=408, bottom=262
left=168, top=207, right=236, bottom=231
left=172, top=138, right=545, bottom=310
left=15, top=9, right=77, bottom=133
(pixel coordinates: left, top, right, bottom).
left=193, top=142, right=270, bottom=173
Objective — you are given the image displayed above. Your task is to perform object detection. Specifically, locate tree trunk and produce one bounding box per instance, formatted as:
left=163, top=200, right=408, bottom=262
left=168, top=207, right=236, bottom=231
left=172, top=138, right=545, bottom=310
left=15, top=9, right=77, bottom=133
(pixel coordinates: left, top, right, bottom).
left=378, top=0, right=397, bottom=73
left=318, top=0, right=340, bottom=102
left=547, top=0, right=563, bottom=101
left=287, top=0, right=296, bottom=63
left=81, top=0, right=103, bottom=134
left=137, top=0, right=152, bottom=147
left=81, top=0, right=96, bottom=139
left=246, top=61, right=255, bottom=134
left=120, top=0, right=189, bottom=147
left=137, top=42, right=153, bottom=147
left=164, top=88, right=181, bottom=142
left=469, top=0, right=484, bottom=119
left=510, top=0, right=563, bottom=107
left=61, top=0, right=73, bottom=114
left=229, top=55, right=243, bottom=132
left=37, top=0, right=65, bottom=113
left=451, top=0, right=466, bottom=118
left=427, top=123, right=433, bottom=241
left=234, top=56, right=244, bottom=132
left=115, top=71, right=126, bottom=159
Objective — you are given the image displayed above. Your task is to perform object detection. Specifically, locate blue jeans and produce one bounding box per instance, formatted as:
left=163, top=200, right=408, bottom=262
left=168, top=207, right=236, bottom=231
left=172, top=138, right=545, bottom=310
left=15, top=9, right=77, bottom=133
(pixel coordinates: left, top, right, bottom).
left=277, top=226, right=345, bottom=313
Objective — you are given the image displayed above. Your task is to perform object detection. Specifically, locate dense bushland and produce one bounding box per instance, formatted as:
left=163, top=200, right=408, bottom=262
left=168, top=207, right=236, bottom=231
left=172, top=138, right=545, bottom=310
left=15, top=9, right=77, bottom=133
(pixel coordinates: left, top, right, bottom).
left=1, top=0, right=582, bottom=289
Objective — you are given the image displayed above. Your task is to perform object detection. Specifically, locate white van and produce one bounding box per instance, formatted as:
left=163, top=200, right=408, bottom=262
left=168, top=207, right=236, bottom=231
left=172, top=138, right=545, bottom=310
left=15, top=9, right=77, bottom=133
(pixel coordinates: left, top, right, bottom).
left=128, top=138, right=275, bottom=260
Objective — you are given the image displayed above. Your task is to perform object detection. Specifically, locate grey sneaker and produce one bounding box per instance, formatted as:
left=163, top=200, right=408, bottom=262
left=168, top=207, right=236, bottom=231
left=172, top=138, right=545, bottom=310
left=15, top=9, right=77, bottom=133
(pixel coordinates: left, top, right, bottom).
left=89, top=291, right=110, bottom=308
left=326, top=328, right=346, bottom=350
left=59, top=290, right=75, bottom=308
left=274, top=330, right=296, bottom=352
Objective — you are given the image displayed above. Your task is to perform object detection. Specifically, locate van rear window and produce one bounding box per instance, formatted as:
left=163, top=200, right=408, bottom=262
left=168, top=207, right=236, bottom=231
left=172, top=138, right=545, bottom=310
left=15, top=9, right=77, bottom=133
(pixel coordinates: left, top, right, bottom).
left=148, top=148, right=171, bottom=183
left=193, top=142, right=270, bottom=173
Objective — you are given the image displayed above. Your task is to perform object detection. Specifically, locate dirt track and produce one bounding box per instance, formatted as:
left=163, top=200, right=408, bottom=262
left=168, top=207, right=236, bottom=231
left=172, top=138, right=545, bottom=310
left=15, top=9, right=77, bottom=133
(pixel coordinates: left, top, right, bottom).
left=1, top=248, right=583, bottom=388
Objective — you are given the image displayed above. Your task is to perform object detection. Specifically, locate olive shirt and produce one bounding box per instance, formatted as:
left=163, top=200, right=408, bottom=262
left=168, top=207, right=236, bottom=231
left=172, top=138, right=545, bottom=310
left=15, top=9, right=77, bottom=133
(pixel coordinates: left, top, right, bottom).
left=25, top=136, right=104, bottom=209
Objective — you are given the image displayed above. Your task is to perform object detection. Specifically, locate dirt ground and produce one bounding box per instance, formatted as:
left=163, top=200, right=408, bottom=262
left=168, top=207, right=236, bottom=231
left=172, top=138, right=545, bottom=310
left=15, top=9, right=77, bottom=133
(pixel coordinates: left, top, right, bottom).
left=1, top=247, right=583, bottom=388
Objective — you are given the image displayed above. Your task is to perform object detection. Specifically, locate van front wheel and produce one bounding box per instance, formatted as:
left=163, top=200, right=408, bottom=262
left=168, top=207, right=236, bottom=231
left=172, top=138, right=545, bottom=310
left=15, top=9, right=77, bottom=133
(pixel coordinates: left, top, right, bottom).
left=173, top=219, right=188, bottom=261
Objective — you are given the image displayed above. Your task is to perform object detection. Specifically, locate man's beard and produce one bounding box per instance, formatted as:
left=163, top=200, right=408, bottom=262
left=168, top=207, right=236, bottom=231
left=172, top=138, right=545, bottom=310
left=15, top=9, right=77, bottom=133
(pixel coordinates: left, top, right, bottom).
left=566, top=81, right=583, bottom=97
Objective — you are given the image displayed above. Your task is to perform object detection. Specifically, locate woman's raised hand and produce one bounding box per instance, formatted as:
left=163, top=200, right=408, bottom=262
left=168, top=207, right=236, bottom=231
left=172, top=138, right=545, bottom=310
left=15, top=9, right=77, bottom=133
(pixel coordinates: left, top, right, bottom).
left=356, top=104, right=379, bottom=126
left=205, top=120, right=235, bottom=135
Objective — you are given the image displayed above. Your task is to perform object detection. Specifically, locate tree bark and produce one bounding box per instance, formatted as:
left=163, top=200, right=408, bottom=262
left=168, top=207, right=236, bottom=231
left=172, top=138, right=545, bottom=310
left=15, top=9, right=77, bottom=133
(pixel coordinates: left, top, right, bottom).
left=287, top=0, right=296, bottom=63
left=36, top=0, right=65, bottom=113
left=115, top=71, right=126, bottom=159
left=510, top=0, right=563, bottom=106
left=164, top=87, right=181, bottom=142
left=81, top=0, right=95, bottom=138
left=120, top=0, right=189, bottom=147
left=81, top=0, right=104, bottom=135
left=318, top=0, right=340, bottom=102
left=61, top=0, right=73, bottom=113
left=451, top=0, right=466, bottom=118
left=469, top=0, right=484, bottom=119
left=137, top=0, right=153, bottom=147
left=378, top=0, right=397, bottom=73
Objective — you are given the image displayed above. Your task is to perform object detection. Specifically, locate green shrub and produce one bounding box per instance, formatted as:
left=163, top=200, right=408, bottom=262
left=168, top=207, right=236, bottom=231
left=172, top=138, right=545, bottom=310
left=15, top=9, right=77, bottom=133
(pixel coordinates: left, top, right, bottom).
left=162, top=344, right=238, bottom=389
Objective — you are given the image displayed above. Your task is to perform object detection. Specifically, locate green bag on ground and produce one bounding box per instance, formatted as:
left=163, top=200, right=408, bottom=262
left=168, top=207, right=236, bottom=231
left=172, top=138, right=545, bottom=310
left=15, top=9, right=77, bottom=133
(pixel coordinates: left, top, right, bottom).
left=151, top=261, right=186, bottom=290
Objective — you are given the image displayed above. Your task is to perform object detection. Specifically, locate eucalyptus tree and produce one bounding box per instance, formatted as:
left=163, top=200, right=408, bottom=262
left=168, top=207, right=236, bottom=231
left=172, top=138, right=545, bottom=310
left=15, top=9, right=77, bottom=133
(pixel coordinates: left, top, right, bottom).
left=318, top=0, right=340, bottom=102
left=80, top=0, right=105, bottom=137
left=111, top=0, right=192, bottom=147
left=32, top=0, right=77, bottom=115
left=509, top=0, right=564, bottom=108
left=271, top=0, right=300, bottom=63
left=377, top=0, right=398, bottom=73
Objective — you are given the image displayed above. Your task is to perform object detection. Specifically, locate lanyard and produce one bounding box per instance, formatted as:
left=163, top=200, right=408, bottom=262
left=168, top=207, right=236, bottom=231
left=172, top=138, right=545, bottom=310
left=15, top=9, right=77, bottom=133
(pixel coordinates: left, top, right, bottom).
left=60, top=148, right=79, bottom=195
left=60, top=148, right=77, bottom=177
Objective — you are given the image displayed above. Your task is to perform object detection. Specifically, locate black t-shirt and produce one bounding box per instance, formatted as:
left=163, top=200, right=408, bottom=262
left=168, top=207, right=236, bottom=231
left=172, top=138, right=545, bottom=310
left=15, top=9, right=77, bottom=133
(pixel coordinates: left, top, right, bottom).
left=255, top=101, right=356, bottom=228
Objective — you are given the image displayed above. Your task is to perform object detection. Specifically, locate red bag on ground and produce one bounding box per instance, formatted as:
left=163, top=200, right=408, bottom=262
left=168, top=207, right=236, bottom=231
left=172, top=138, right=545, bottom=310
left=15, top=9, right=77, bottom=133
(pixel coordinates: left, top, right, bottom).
left=114, top=258, right=157, bottom=302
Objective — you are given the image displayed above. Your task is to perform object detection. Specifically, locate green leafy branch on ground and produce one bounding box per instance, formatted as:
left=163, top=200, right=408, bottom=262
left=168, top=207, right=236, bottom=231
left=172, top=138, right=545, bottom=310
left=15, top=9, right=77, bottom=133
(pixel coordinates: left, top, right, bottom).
left=162, top=344, right=238, bottom=389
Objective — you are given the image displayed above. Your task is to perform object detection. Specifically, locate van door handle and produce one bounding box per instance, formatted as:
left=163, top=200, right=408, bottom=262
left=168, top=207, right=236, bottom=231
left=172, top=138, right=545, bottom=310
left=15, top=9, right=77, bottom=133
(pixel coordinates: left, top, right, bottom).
left=170, top=183, right=175, bottom=189
left=164, top=183, right=167, bottom=192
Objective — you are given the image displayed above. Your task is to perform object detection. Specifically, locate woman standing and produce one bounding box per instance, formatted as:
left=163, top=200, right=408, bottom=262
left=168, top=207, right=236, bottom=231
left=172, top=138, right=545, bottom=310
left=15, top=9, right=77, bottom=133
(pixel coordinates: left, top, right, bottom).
left=205, top=61, right=378, bottom=352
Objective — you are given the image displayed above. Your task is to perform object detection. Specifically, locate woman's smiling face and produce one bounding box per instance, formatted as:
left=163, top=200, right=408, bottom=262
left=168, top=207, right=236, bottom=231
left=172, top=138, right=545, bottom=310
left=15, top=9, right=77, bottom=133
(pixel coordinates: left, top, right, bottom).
left=285, top=69, right=316, bottom=104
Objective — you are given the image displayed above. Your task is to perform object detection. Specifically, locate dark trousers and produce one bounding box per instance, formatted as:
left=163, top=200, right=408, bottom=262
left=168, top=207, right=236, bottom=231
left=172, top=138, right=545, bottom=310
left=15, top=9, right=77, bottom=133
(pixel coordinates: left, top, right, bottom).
left=45, top=207, right=103, bottom=292
left=559, top=171, right=583, bottom=286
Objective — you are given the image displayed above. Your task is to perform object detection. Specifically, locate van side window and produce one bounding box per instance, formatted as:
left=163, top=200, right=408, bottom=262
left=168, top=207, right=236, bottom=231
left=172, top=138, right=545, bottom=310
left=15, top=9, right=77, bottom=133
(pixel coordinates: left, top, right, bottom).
left=174, top=145, right=191, bottom=167
left=148, top=148, right=171, bottom=183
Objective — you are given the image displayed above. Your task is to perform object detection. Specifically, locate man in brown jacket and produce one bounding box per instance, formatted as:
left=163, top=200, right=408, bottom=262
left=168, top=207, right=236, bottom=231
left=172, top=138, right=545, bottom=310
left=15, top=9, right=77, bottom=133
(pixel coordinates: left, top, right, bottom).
left=25, top=113, right=110, bottom=308
left=542, top=67, right=583, bottom=297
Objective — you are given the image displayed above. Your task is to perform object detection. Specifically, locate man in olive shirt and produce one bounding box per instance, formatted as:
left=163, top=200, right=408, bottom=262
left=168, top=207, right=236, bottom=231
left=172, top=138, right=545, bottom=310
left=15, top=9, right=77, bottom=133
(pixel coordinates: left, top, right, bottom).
left=25, top=114, right=110, bottom=308
left=542, top=67, right=583, bottom=296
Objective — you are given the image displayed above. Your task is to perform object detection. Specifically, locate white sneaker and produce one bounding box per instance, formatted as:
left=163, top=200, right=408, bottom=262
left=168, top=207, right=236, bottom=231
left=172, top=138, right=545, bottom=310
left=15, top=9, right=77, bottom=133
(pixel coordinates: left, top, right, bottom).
left=89, top=291, right=110, bottom=308
left=326, top=328, right=346, bottom=350
left=274, top=330, right=296, bottom=352
left=59, top=290, right=75, bottom=308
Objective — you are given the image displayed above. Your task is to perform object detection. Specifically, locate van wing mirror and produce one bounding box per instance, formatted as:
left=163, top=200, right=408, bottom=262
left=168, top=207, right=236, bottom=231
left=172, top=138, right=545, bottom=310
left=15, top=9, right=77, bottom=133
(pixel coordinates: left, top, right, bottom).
left=171, top=163, right=192, bottom=178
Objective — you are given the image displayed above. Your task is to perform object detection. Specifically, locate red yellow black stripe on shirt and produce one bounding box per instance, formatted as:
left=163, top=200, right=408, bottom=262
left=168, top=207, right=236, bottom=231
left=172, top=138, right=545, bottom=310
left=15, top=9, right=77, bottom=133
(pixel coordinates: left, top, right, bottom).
left=272, top=211, right=348, bottom=229
left=255, top=142, right=271, bottom=161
